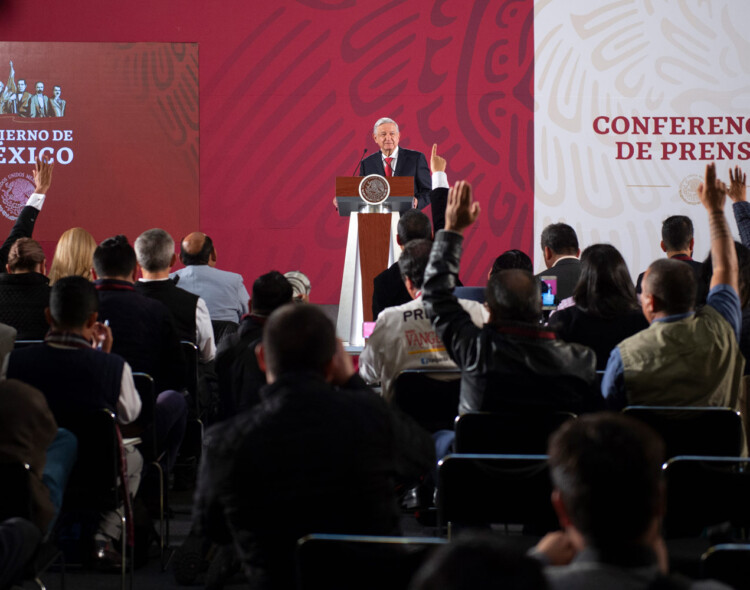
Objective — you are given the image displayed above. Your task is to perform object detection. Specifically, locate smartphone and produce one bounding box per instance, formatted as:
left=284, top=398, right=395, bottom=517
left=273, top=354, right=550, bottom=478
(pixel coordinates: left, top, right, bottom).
left=540, top=276, right=557, bottom=306
left=362, top=321, right=376, bottom=339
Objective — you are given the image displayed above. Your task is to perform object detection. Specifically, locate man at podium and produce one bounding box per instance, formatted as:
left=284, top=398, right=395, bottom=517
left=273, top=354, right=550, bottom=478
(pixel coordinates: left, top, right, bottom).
left=360, top=117, right=432, bottom=210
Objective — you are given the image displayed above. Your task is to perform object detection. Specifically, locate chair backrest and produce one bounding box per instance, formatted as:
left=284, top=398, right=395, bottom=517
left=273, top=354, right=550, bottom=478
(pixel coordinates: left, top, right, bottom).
left=211, top=320, right=238, bottom=348
left=59, top=409, right=121, bottom=511
left=0, top=462, right=33, bottom=522
left=296, top=534, right=447, bottom=590
left=131, top=372, right=157, bottom=458
left=453, top=286, right=485, bottom=303
left=391, top=370, right=461, bottom=433
left=13, top=339, right=44, bottom=349
left=438, top=454, right=558, bottom=535
left=663, top=456, right=750, bottom=539
left=180, top=340, right=199, bottom=397
left=701, top=544, right=750, bottom=589
left=624, top=406, right=744, bottom=458
left=454, top=411, right=576, bottom=454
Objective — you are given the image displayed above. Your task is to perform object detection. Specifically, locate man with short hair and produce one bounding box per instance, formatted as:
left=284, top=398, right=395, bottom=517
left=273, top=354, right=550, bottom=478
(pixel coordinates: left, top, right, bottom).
left=50, top=85, right=65, bottom=117
left=360, top=238, right=487, bottom=400
left=29, top=82, right=50, bottom=118
left=214, top=270, right=293, bottom=417
left=171, top=232, right=250, bottom=327
left=94, top=235, right=188, bottom=470
left=422, top=181, right=599, bottom=416
left=360, top=117, right=432, bottom=211
left=371, top=145, right=458, bottom=318
left=134, top=228, right=215, bottom=363
left=534, top=413, right=729, bottom=589
left=3, top=276, right=141, bottom=566
left=195, top=303, right=434, bottom=589
left=635, top=215, right=703, bottom=296
left=534, top=223, right=581, bottom=305
left=601, top=164, right=745, bottom=416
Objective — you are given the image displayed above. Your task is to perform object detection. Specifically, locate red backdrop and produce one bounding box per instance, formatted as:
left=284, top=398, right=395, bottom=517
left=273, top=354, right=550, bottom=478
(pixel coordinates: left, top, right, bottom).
left=0, top=0, right=534, bottom=304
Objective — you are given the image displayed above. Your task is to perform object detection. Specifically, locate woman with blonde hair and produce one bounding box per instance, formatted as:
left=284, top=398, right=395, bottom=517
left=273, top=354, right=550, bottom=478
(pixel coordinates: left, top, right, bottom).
left=48, top=228, right=97, bottom=284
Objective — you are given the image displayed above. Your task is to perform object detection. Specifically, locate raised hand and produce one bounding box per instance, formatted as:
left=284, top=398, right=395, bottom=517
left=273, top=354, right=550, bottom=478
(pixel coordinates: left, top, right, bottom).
left=33, top=155, right=54, bottom=194
left=430, top=143, right=446, bottom=173
left=444, top=180, right=480, bottom=234
left=728, top=165, right=746, bottom=203
left=697, top=163, right=727, bottom=213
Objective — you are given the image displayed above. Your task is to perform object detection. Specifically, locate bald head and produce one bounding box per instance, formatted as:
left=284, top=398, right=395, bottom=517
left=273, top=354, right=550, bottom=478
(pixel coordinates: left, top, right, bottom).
left=642, top=258, right=696, bottom=317
left=180, top=232, right=214, bottom=266
left=485, top=269, right=542, bottom=324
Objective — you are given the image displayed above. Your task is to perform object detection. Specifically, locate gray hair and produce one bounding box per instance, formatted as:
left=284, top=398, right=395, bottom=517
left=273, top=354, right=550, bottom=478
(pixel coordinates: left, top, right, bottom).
left=373, top=117, right=399, bottom=135
left=135, top=228, right=175, bottom=272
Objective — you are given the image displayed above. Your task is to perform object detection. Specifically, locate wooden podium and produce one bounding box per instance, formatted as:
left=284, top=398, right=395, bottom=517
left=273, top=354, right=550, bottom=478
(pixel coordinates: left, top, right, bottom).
left=335, top=176, right=414, bottom=346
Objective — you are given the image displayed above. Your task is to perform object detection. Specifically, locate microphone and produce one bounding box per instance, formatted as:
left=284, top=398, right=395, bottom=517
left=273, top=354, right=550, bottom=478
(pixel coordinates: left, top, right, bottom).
left=352, top=148, right=368, bottom=176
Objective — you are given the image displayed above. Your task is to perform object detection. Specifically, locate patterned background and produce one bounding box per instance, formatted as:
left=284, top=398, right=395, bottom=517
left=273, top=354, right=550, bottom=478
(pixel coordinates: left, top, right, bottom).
left=0, top=0, right=534, bottom=304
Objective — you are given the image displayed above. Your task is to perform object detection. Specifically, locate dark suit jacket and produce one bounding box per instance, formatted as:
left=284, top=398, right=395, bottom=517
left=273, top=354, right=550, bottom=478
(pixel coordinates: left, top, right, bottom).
left=0, top=205, right=39, bottom=271
left=535, top=258, right=581, bottom=305
left=360, top=147, right=431, bottom=209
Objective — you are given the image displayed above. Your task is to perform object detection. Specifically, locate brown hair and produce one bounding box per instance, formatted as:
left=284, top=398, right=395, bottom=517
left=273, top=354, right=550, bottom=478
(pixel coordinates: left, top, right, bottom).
left=7, top=238, right=45, bottom=273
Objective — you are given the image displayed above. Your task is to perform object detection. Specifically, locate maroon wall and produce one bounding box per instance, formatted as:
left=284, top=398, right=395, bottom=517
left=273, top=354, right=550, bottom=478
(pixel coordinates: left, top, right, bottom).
left=0, top=0, right=534, bottom=303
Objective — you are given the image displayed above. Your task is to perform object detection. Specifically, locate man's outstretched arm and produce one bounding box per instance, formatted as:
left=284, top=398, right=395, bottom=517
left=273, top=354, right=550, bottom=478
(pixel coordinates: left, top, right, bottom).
left=0, top=156, right=53, bottom=269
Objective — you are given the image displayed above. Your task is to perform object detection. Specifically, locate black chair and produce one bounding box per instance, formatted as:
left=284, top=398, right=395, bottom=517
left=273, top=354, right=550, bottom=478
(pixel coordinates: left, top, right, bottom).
left=296, top=534, right=447, bottom=590
left=211, top=320, right=237, bottom=348
left=437, top=454, right=558, bottom=537
left=0, top=462, right=64, bottom=589
left=131, top=372, right=169, bottom=566
left=391, top=370, right=461, bottom=433
left=57, top=408, right=133, bottom=589
left=13, top=339, right=44, bottom=349
left=663, top=456, right=750, bottom=540
left=180, top=340, right=199, bottom=410
left=701, top=544, right=750, bottom=589
left=454, top=411, right=575, bottom=454
left=624, top=406, right=744, bottom=458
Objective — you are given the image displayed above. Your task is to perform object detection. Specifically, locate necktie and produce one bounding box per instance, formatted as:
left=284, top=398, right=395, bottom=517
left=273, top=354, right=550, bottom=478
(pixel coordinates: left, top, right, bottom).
left=384, top=157, right=393, bottom=178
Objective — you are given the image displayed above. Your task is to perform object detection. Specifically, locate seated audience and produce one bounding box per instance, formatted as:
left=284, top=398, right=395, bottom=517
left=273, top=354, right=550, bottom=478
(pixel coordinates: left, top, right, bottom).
left=635, top=215, right=704, bottom=298
left=548, top=244, right=648, bottom=369
left=93, top=235, right=188, bottom=470
left=410, top=533, right=548, bottom=590
left=171, top=232, right=250, bottom=328
left=47, top=227, right=97, bottom=284
left=422, top=181, right=600, bottom=417
left=134, top=228, right=216, bottom=362
left=360, top=238, right=487, bottom=400
left=3, top=276, right=141, bottom=566
left=602, top=164, right=745, bottom=418
left=284, top=270, right=310, bottom=303
left=534, top=223, right=581, bottom=305
left=0, top=156, right=53, bottom=271
left=0, top=237, right=51, bottom=339
left=194, top=304, right=434, bottom=590
left=534, top=413, right=728, bottom=589
left=215, top=270, right=293, bottom=418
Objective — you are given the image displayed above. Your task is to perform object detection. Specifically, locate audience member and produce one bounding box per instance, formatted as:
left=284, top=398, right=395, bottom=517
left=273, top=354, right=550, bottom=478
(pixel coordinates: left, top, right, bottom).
left=194, top=304, right=434, bottom=589
left=93, top=235, right=188, bottom=470
left=411, top=533, right=548, bottom=590
left=134, top=228, right=215, bottom=362
left=3, top=277, right=141, bottom=566
left=422, top=181, right=599, bottom=417
left=284, top=270, right=310, bottom=303
left=372, top=145, right=457, bottom=318
left=0, top=156, right=53, bottom=270
left=548, top=244, right=648, bottom=369
left=534, top=223, right=581, bottom=305
left=215, top=270, right=293, bottom=417
left=171, top=232, right=250, bottom=329
left=490, top=249, right=534, bottom=275
left=47, top=227, right=97, bottom=284
left=602, top=164, right=745, bottom=420
left=360, top=238, right=487, bottom=400
left=0, top=237, right=51, bottom=339
left=534, top=413, right=729, bottom=589
left=635, top=215, right=704, bottom=297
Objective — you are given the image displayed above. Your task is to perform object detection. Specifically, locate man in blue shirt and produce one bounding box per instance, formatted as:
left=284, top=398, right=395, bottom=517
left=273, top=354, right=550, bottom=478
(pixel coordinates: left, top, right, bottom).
left=601, top=164, right=745, bottom=414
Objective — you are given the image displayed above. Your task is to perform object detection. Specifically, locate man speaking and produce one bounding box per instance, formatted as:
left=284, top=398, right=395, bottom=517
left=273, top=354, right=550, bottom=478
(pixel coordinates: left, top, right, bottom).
left=360, top=118, right=432, bottom=210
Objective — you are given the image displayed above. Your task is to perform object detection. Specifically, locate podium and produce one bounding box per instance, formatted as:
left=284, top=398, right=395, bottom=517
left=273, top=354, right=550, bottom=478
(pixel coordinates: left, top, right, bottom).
left=335, top=176, right=414, bottom=346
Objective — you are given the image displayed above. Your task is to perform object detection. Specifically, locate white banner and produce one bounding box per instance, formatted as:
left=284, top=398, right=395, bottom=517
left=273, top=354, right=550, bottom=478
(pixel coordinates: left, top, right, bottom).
left=534, top=0, right=750, bottom=278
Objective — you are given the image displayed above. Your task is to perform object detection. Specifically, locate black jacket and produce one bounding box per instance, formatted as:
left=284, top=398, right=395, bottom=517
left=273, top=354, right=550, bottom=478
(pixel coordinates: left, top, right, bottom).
left=0, top=272, right=50, bottom=339
left=194, top=371, right=434, bottom=589
left=423, top=231, right=601, bottom=415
